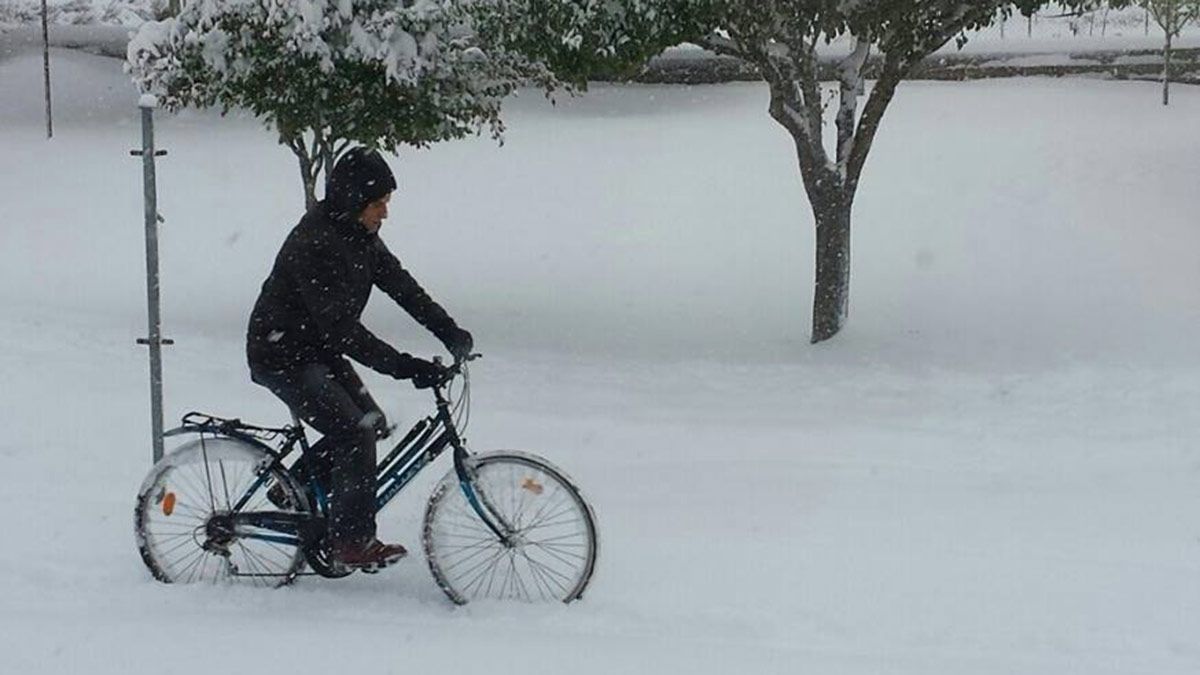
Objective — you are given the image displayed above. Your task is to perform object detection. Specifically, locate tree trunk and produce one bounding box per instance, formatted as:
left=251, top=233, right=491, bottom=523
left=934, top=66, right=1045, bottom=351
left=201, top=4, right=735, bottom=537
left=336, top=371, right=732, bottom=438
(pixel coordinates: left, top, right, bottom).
left=810, top=199, right=852, bottom=344
left=285, top=129, right=344, bottom=210
left=320, top=137, right=334, bottom=200
left=1163, top=31, right=1172, bottom=106
left=295, top=150, right=317, bottom=210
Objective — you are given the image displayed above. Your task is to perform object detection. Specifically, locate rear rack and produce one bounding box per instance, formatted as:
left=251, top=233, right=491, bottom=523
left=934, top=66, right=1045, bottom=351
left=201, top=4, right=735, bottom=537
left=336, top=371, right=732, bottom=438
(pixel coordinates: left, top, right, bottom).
left=171, top=411, right=299, bottom=443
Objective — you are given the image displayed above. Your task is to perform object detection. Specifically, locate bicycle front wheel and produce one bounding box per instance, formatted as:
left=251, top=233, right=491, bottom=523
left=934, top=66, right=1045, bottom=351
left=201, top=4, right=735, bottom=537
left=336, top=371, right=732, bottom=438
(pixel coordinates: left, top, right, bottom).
left=423, top=451, right=598, bottom=604
left=134, top=436, right=309, bottom=587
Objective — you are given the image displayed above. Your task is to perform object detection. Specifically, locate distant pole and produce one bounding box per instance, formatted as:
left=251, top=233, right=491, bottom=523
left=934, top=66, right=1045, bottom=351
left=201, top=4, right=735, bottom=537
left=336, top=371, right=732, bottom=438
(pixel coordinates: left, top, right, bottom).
left=1163, top=29, right=1172, bottom=106
left=41, top=0, right=51, bottom=138
left=133, top=97, right=172, bottom=463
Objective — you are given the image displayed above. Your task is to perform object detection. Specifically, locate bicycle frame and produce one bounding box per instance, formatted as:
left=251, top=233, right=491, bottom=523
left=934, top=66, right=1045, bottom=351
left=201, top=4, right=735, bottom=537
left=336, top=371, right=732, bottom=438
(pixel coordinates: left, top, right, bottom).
left=373, top=385, right=513, bottom=543
left=163, top=372, right=514, bottom=555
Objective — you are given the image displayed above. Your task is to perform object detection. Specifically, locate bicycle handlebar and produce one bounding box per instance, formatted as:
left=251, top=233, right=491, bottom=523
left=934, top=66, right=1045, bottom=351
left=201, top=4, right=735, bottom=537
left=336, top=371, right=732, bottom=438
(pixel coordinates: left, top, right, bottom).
left=427, top=352, right=481, bottom=391
left=433, top=352, right=482, bottom=375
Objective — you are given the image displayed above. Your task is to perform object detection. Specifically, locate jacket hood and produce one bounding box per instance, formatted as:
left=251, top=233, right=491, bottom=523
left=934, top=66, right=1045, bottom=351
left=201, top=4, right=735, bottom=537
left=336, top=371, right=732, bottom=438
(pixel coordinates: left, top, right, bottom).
left=323, top=147, right=397, bottom=223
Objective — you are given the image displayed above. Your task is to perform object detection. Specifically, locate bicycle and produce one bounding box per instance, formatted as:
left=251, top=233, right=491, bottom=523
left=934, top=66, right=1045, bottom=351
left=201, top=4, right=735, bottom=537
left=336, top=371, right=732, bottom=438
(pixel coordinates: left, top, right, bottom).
left=133, top=356, right=599, bottom=604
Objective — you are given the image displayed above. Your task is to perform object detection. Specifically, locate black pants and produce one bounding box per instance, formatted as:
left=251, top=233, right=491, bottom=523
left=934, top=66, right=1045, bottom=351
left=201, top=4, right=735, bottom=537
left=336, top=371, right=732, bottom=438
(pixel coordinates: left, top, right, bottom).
left=251, top=358, right=383, bottom=548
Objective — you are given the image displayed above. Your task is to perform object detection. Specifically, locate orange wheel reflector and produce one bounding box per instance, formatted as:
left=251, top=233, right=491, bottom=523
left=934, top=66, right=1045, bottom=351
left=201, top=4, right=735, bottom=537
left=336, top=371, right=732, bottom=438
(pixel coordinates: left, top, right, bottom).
left=162, top=491, right=176, bottom=516
left=520, top=477, right=544, bottom=495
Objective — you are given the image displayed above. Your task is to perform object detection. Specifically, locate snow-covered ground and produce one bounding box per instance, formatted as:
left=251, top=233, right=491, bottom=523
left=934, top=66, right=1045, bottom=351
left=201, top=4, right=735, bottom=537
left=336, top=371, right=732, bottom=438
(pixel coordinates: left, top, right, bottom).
left=2, top=48, right=1200, bottom=674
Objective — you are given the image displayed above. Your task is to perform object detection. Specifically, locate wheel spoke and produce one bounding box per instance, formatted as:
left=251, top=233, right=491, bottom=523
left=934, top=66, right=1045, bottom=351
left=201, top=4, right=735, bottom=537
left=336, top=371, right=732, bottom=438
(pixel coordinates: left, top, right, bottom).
left=529, top=541, right=587, bottom=559
left=482, top=550, right=505, bottom=598
left=522, top=551, right=574, bottom=588
left=528, top=540, right=586, bottom=568
left=519, top=550, right=554, bottom=601
left=518, top=487, right=567, bottom=533
left=522, top=511, right=580, bottom=533
left=198, top=446, right=219, bottom=513
left=234, top=541, right=266, bottom=587
left=143, top=530, right=197, bottom=541
left=533, top=531, right=589, bottom=545
left=435, top=509, right=496, bottom=536
left=177, top=549, right=207, bottom=582
left=440, top=540, right=503, bottom=574
left=218, top=460, right=233, bottom=511
left=168, top=502, right=211, bottom=521
left=432, top=533, right=496, bottom=550
left=458, top=549, right=507, bottom=597
left=173, top=466, right=211, bottom=508
left=508, top=554, right=533, bottom=601
left=156, top=533, right=204, bottom=562
left=522, top=551, right=570, bottom=595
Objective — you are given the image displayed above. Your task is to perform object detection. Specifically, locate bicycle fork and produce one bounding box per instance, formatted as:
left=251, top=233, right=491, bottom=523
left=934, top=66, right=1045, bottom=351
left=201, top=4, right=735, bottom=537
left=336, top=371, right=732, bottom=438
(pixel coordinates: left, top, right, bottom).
left=452, top=445, right=518, bottom=548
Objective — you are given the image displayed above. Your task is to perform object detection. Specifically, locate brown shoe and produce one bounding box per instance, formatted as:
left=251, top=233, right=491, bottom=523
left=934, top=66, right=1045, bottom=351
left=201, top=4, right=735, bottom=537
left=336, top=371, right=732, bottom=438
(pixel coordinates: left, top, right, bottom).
left=332, top=539, right=407, bottom=572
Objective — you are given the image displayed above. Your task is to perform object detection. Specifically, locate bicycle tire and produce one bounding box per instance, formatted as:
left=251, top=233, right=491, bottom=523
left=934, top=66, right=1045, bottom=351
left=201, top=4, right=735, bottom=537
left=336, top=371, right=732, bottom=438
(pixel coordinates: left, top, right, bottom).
left=422, top=451, right=598, bottom=604
left=134, top=436, right=309, bottom=588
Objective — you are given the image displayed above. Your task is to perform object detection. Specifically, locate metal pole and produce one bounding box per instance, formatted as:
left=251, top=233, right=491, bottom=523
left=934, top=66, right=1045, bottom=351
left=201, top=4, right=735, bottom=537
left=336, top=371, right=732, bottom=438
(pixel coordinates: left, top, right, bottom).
left=41, top=0, right=51, bottom=139
left=134, top=97, right=171, bottom=463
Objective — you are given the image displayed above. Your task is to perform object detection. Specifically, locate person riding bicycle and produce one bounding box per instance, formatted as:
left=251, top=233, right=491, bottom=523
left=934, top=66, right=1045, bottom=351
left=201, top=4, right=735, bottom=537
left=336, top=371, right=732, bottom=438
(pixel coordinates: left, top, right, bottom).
left=246, top=147, right=473, bottom=570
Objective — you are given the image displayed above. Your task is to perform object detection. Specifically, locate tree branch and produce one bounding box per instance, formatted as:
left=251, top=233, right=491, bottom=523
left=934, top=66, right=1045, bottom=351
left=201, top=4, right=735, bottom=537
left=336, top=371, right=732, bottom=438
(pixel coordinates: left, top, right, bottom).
left=844, top=56, right=905, bottom=198
left=835, top=37, right=871, bottom=178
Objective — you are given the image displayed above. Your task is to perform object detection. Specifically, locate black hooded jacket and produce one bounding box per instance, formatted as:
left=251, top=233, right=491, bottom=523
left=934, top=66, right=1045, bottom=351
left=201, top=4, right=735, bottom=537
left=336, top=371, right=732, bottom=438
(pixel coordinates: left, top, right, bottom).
left=246, top=151, right=461, bottom=378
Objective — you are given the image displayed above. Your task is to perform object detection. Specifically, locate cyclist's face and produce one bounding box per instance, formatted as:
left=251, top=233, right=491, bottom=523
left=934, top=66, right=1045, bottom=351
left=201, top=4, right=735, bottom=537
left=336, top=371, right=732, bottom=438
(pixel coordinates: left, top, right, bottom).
left=359, top=192, right=392, bottom=234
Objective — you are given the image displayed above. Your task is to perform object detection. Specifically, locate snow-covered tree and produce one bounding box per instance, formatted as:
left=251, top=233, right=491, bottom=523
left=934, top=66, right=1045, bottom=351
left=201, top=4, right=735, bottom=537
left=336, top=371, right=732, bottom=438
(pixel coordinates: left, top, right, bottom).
left=1140, top=0, right=1200, bottom=104
left=127, top=0, right=700, bottom=208
left=478, top=0, right=717, bottom=84
left=127, top=0, right=560, bottom=208
left=667, top=1, right=1118, bottom=343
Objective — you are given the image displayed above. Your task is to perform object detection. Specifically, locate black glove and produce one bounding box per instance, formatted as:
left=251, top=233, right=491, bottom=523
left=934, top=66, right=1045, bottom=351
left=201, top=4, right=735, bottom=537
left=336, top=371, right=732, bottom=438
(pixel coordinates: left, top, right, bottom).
left=409, top=357, right=450, bottom=390
left=445, top=327, right=474, bottom=362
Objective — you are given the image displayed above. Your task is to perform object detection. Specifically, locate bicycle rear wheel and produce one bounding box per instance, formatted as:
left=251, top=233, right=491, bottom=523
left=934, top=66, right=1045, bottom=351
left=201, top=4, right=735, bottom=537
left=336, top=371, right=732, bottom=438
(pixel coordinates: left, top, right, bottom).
left=134, top=437, right=309, bottom=587
left=423, top=451, right=598, bottom=604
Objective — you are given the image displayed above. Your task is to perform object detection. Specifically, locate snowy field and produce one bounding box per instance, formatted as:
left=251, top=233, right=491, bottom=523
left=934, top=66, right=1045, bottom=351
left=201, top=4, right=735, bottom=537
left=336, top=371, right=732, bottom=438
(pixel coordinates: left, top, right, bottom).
left=2, top=48, right=1200, bottom=674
